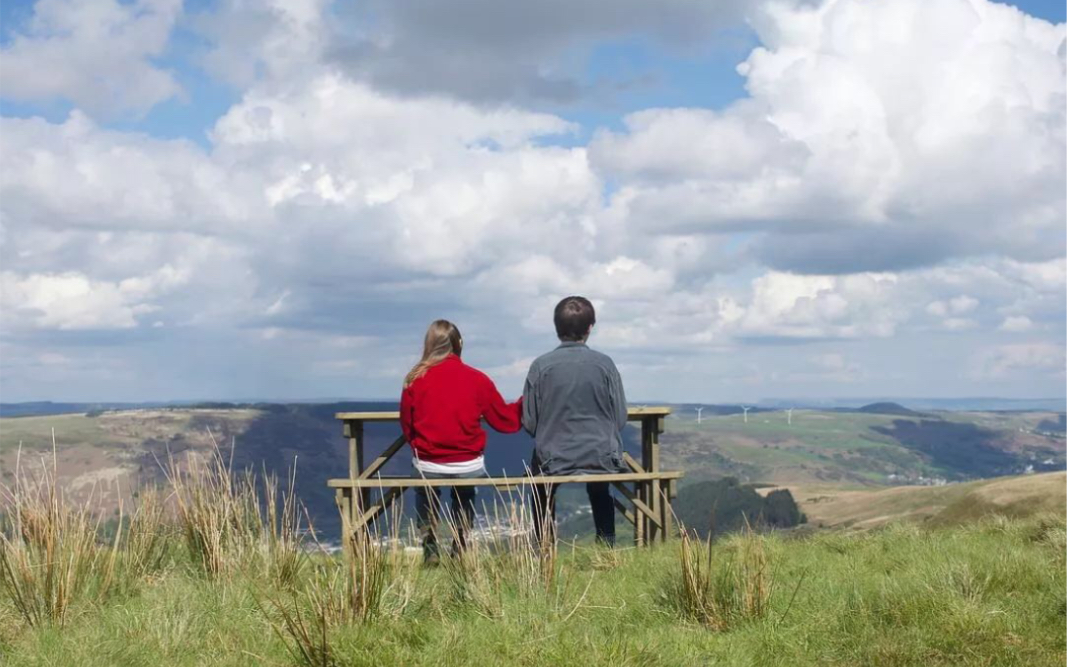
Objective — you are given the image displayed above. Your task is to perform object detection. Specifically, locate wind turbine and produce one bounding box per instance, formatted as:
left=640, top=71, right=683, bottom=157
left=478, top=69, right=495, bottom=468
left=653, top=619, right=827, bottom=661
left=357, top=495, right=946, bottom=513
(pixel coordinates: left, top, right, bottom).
left=786, top=407, right=794, bottom=426
left=741, top=406, right=750, bottom=424
left=696, top=407, right=704, bottom=424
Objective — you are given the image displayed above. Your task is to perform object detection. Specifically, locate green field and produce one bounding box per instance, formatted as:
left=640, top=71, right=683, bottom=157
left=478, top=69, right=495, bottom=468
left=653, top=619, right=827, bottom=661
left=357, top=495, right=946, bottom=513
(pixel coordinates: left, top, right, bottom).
left=2, top=512, right=1063, bottom=666
left=776, top=471, right=1066, bottom=530
left=660, top=408, right=1065, bottom=486
left=2, top=413, right=1064, bottom=667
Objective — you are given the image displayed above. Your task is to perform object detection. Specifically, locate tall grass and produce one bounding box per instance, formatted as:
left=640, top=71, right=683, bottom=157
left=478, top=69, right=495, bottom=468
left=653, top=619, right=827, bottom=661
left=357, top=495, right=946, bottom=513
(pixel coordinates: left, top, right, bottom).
left=2, top=433, right=1063, bottom=666
left=263, top=465, right=309, bottom=588
left=0, top=436, right=121, bottom=627
left=125, top=487, right=171, bottom=578
left=262, top=509, right=401, bottom=667
left=667, top=524, right=780, bottom=630
left=163, top=431, right=307, bottom=583
left=441, top=491, right=593, bottom=621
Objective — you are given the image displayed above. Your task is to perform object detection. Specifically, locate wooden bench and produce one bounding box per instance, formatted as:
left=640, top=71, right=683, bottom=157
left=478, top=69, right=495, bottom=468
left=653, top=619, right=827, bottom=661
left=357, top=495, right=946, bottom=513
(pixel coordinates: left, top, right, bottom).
left=331, top=407, right=682, bottom=545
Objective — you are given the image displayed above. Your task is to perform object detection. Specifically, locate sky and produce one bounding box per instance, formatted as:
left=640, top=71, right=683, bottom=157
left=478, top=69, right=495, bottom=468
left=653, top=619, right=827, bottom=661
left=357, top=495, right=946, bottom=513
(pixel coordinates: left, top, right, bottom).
left=0, top=0, right=1064, bottom=404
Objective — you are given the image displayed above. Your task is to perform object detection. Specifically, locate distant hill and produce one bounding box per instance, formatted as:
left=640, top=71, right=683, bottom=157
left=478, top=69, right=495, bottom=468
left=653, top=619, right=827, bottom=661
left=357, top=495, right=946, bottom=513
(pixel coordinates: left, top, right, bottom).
left=854, top=402, right=921, bottom=416
left=758, top=397, right=1067, bottom=411
left=0, top=403, right=647, bottom=538
left=775, top=471, right=1066, bottom=530
left=658, top=407, right=1065, bottom=486
left=3, top=403, right=1065, bottom=539
left=1037, top=414, right=1066, bottom=433
left=0, top=401, right=176, bottom=417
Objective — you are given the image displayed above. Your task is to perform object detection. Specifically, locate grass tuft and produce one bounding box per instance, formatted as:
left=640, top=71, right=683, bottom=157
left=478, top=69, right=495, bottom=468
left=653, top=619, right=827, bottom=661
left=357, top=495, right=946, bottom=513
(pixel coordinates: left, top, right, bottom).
left=0, top=436, right=121, bottom=627
left=666, top=525, right=778, bottom=630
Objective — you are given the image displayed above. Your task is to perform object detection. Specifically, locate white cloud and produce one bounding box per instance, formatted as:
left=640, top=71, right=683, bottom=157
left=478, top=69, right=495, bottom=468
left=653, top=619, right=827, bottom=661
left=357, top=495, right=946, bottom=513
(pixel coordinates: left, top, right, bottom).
left=194, top=0, right=329, bottom=88
left=592, top=0, right=1066, bottom=270
left=973, top=342, right=1066, bottom=379
left=784, top=352, right=866, bottom=383
left=0, top=266, right=186, bottom=330
left=999, top=315, right=1034, bottom=332
left=0, top=112, right=261, bottom=233
left=735, top=271, right=903, bottom=339
left=0, top=0, right=1063, bottom=401
left=0, top=0, right=183, bottom=117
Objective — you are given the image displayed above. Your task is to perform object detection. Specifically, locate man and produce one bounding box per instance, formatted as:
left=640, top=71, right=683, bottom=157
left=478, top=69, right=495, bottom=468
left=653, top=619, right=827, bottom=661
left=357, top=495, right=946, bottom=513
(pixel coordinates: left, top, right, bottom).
left=522, top=296, right=628, bottom=546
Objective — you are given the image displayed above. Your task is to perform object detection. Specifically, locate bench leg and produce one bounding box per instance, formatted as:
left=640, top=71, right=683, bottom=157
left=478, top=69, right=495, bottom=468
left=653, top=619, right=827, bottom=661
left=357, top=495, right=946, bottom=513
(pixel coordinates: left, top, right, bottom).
left=631, top=484, right=640, bottom=546
left=649, top=479, right=661, bottom=543
left=660, top=485, right=672, bottom=541
left=337, top=488, right=352, bottom=554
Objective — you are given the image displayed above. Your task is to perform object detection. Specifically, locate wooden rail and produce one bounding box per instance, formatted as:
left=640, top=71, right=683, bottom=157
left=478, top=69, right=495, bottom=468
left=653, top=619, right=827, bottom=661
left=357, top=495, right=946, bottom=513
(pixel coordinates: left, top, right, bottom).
left=332, top=407, right=681, bottom=546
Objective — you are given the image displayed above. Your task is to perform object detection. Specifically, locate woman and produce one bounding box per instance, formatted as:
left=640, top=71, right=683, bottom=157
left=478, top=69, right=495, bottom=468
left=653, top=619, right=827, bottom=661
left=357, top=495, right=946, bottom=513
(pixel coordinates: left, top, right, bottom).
left=400, top=320, right=522, bottom=562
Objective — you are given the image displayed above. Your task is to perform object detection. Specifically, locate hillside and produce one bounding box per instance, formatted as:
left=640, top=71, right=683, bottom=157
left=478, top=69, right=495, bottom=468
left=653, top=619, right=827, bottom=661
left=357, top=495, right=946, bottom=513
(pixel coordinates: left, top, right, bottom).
left=854, top=402, right=923, bottom=416
left=660, top=408, right=1065, bottom=486
left=768, top=471, right=1066, bottom=530
left=2, top=405, right=1064, bottom=539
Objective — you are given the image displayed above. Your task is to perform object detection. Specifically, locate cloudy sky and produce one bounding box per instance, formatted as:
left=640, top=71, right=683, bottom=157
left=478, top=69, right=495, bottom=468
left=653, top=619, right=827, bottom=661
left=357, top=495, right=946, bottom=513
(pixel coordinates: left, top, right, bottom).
left=1, top=0, right=1064, bottom=404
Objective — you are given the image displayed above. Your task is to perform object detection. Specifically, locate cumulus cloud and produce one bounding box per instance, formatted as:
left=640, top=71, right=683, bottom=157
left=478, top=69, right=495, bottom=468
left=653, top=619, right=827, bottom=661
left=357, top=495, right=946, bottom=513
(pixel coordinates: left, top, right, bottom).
left=1, top=112, right=260, bottom=234
left=592, top=0, right=1066, bottom=271
left=0, top=0, right=1063, bottom=401
left=999, top=316, right=1034, bottom=333
left=324, top=0, right=755, bottom=104
left=0, top=0, right=183, bottom=117
left=0, top=266, right=186, bottom=330
left=733, top=271, right=904, bottom=340
left=193, top=0, right=331, bottom=88
left=973, top=342, right=1066, bottom=379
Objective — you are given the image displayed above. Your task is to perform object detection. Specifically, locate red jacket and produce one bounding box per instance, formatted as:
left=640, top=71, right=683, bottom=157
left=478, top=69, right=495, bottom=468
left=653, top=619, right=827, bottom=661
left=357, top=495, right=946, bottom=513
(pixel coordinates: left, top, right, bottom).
left=400, top=355, right=523, bottom=464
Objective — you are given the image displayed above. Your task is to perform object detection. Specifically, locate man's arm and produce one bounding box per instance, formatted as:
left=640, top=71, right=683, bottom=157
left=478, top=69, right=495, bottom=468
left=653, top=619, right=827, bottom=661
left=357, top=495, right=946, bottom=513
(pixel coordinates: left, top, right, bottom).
left=522, top=363, right=539, bottom=436
left=608, top=361, right=628, bottom=432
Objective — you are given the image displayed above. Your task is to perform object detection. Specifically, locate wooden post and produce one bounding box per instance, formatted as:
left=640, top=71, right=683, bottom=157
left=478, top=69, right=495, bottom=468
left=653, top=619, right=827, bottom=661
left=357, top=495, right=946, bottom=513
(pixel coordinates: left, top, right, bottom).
left=345, top=419, right=369, bottom=530
left=648, top=416, right=663, bottom=542
left=662, top=478, right=676, bottom=540
left=336, top=487, right=351, bottom=555
left=634, top=418, right=647, bottom=546
left=345, top=419, right=364, bottom=480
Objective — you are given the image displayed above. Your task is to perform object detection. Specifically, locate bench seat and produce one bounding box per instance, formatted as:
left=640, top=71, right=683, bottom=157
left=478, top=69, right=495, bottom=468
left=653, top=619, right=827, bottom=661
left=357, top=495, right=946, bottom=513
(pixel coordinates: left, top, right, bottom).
left=328, top=471, right=683, bottom=488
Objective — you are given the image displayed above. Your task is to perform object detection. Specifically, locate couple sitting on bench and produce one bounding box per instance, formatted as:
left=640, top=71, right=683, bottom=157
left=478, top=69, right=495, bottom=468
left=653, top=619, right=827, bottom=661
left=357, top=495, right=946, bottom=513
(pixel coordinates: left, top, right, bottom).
left=400, top=295, right=627, bottom=562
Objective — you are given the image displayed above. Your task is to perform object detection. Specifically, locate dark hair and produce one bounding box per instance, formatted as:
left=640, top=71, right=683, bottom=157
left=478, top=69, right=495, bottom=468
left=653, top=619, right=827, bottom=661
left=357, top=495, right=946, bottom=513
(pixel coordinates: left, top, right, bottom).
left=554, top=296, right=596, bottom=342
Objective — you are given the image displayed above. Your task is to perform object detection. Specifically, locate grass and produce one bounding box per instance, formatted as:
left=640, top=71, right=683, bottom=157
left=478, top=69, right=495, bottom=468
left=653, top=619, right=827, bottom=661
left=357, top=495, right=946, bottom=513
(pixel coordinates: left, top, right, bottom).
left=784, top=471, right=1066, bottom=529
left=0, top=426, right=1063, bottom=666
left=1, top=512, right=1063, bottom=664
left=0, top=437, right=122, bottom=628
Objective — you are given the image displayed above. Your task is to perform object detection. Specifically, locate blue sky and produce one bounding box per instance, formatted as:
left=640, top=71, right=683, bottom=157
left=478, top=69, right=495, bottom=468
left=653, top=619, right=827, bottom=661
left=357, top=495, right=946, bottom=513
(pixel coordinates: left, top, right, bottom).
left=0, top=0, right=1064, bottom=403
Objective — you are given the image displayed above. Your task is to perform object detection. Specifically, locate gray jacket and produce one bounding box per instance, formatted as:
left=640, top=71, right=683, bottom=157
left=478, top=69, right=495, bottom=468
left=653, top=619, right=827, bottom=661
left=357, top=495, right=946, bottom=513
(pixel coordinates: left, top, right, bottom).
left=522, top=342, right=628, bottom=475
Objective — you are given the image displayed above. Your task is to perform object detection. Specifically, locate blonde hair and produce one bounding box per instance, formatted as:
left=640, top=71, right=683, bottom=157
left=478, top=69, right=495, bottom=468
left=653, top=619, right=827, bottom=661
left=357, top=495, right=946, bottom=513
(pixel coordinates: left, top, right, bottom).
left=403, top=320, right=463, bottom=388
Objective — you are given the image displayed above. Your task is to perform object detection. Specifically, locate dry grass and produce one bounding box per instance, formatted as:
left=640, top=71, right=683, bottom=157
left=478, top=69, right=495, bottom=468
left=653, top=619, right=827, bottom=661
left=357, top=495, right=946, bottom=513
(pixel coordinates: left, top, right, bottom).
left=0, top=435, right=121, bottom=627
left=261, top=517, right=402, bottom=667
left=162, top=430, right=308, bottom=583
left=263, top=465, right=309, bottom=588
left=669, top=524, right=781, bottom=630
left=442, top=492, right=591, bottom=621
left=125, top=487, right=171, bottom=577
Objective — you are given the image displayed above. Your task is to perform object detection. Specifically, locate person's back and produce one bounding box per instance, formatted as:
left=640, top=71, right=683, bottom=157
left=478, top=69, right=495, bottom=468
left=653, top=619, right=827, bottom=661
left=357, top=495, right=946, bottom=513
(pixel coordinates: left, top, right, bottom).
left=523, top=296, right=627, bottom=546
left=403, top=354, right=520, bottom=467
left=400, top=320, right=522, bottom=563
left=523, top=342, right=627, bottom=475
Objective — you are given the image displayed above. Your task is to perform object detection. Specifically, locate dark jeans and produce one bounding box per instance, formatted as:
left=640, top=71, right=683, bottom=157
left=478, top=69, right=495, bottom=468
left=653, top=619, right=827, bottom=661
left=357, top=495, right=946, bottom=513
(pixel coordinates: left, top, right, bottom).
left=530, top=455, right=615, bottom=547
left=413, top=467, right=485, bottom=560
